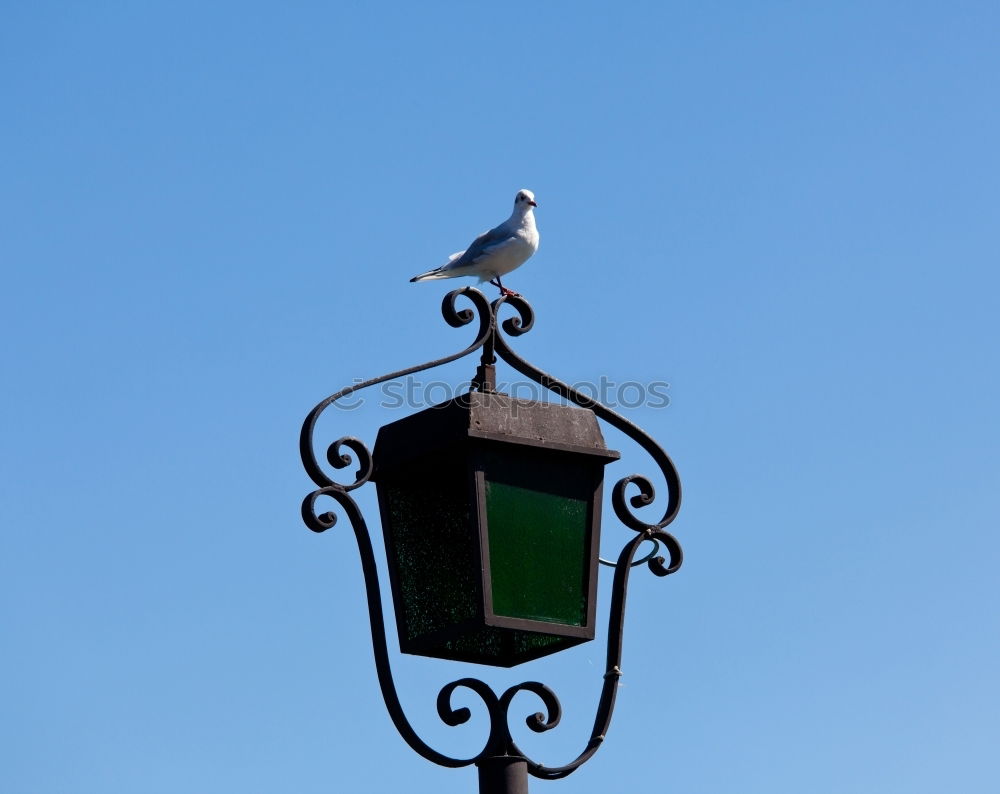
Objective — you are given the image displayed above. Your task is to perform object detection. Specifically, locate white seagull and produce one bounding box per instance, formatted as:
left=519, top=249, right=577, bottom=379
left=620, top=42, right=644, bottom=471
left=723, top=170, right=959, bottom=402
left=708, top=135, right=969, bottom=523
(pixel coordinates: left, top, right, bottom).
left=410, top=189, right=539, bottom=296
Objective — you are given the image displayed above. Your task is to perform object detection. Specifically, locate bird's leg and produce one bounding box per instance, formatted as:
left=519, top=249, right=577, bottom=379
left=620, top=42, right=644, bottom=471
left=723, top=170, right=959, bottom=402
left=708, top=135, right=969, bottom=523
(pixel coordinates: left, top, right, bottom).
left=493, top=276, right=521, bottom=298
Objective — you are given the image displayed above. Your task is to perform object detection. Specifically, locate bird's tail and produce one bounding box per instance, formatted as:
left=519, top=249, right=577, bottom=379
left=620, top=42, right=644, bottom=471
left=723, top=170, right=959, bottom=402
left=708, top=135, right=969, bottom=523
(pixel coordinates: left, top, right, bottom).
left=409, top=267, right=451, bottom=282
left=410, top=251, right=464, bottom=282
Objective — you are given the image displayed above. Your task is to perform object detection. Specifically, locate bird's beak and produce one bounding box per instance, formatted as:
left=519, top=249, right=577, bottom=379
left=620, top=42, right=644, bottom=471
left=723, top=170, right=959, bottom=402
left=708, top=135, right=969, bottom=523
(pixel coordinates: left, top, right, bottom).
left=529, top=200, right=538, bottom=207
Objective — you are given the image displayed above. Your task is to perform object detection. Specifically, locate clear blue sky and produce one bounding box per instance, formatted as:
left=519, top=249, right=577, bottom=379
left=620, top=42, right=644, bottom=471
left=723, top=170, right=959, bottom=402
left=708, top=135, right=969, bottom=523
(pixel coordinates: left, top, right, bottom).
left=3, top=3, right=998, bottom=792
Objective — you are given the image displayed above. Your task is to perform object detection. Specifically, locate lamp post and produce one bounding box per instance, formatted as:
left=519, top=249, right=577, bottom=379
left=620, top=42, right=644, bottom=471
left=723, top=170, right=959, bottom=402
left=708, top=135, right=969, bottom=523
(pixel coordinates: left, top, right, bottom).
left=299, top=288, right=683, bottom=793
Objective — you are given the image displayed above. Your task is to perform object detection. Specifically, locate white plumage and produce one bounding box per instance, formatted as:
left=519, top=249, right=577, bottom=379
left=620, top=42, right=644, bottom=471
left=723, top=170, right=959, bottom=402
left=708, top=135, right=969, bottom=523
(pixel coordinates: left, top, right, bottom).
left=410, top=189, right=539, bottom=296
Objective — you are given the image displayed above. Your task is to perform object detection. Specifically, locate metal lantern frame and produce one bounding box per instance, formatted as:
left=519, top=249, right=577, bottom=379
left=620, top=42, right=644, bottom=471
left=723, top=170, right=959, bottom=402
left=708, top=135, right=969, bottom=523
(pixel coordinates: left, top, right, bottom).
left=299, top=288, right=683, bottom=792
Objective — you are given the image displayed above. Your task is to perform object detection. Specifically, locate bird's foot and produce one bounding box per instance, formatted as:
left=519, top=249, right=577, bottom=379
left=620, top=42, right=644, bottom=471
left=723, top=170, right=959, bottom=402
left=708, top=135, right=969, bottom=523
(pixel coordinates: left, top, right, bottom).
left=498, top=287, right=521, bottom=298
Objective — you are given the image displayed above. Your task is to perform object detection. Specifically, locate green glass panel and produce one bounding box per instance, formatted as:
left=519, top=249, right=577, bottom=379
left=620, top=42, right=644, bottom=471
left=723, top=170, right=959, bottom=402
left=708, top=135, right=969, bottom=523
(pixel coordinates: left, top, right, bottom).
left=383, top=474, right=475, bottom=641
left=486, top=480, right=588, bottom=626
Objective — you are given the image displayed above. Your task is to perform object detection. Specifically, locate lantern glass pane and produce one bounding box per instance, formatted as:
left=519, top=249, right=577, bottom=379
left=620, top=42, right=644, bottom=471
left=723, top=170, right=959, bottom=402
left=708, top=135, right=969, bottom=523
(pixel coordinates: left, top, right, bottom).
left=383, top=472, right=476, bottom=640
left=485, top=479, right=589, bottom=626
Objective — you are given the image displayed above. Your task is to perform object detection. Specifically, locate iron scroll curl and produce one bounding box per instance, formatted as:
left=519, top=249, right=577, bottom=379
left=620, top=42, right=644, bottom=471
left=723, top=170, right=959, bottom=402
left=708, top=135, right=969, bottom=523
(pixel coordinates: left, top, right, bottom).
left=300, top=287, right=683, bottom=777
left=299, top=287, right=493, bottom=496
left=490, top=295, right=682, bottom=534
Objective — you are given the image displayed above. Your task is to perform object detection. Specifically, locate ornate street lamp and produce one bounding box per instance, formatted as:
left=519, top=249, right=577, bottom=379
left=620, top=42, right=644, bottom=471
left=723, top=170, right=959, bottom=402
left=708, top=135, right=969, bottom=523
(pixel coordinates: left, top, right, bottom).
left=299, top=288, right=683, bottom=793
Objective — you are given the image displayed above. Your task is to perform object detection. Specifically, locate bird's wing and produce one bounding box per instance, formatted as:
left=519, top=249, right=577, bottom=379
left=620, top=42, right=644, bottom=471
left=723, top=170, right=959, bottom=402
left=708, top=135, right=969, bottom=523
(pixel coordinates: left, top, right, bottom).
left=467, top=235, right=522, bottom=266
left=442, top=222, right=512, bottom=271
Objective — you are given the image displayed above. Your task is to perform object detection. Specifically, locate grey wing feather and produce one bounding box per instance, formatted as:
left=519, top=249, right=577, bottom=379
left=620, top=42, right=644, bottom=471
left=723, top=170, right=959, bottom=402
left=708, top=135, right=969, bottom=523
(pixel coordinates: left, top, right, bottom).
left=442, top=223, right=512, bottom=271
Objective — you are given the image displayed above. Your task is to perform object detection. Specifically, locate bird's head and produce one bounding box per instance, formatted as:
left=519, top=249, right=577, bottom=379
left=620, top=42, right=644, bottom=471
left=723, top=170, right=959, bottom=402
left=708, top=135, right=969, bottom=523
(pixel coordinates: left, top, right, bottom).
left=514, top=189, right=538, bottom=210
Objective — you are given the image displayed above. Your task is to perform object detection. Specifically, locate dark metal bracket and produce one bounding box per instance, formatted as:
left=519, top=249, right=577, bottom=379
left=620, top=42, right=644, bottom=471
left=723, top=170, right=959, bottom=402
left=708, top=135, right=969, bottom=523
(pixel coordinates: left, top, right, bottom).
left=299, top=287, right=683, bottom=788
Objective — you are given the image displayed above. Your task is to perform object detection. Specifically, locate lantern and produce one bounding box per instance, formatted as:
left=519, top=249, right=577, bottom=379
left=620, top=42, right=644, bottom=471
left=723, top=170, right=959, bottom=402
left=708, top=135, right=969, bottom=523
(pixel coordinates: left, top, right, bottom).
left=371, top=391, right=619, bottom=667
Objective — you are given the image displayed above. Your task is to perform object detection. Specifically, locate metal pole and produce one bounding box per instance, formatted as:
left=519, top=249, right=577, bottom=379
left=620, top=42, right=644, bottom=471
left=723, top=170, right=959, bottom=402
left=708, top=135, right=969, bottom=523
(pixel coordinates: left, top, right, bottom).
left=477, top=757, right=529, bottom=794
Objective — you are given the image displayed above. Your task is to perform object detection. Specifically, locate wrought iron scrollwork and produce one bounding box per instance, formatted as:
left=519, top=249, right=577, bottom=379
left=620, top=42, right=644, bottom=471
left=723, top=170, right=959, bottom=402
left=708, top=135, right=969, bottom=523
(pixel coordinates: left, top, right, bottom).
left=299, top=288, right=493, bottom=497
left=299, top=287, right=683, bottom=780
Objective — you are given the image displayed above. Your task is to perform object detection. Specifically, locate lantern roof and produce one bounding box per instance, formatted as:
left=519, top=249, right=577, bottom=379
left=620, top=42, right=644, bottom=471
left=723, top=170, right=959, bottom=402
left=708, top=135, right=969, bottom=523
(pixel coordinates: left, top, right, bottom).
left=373, top=391, right=620, bottom=478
